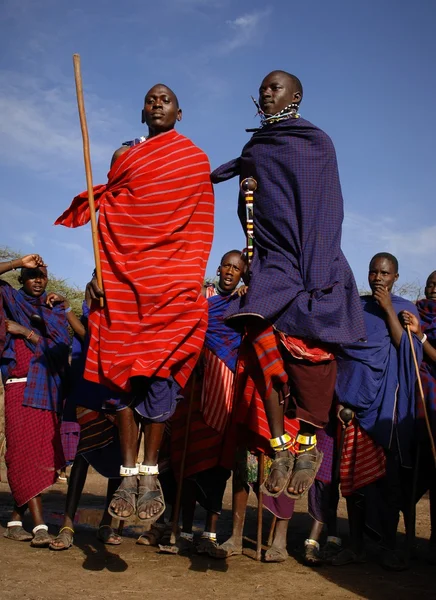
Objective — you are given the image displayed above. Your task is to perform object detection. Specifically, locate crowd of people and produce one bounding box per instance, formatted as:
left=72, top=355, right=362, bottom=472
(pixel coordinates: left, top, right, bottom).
left=0, top=70, right=435, bottom=573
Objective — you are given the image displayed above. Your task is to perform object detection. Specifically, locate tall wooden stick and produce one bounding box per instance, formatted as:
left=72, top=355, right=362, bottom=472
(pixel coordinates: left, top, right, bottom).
left=170, top=372, right=196, bottom=545
left=256, top=452, right=264, bottom=561
left=73, top=54, right=104, bottom=308
left=267, top=515, right=277, bottom=548
left=406, top=325, right=436, bottom=466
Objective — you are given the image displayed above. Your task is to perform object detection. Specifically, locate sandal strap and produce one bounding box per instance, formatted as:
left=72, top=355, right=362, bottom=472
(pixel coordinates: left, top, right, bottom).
left=304, top=538, right=320, bottom=550
left=7, top=521, right=23, bottom=528
left=201, top=532, right=217, bottom=540
left=180, top=532, right=194, bottom=541
left=293, top=449, right=321, bottom=471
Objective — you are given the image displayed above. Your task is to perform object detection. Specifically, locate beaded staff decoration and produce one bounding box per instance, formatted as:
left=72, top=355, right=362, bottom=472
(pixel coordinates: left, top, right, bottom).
left=240, top=177, right=257, bottom=268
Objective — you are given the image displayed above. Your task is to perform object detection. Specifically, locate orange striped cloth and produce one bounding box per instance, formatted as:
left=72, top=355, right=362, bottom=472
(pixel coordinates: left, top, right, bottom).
left=201, top=348, right=235, bottom=433
left=339, top=420, right=386, bottom=496
left=220, top=337, right=299, bottom=469
left=56, top=130, right=214, bottom=392
left=171, top=373, right=225, bottom=479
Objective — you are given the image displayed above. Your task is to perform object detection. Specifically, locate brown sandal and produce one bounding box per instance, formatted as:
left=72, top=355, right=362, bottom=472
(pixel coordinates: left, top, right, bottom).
left=285, top=447, right=323, bottom=499
left=260, top=455, right=294, bottom=497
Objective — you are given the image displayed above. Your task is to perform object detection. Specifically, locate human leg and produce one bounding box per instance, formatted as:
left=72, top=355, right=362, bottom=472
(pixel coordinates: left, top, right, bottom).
left=28, top=495, right=51, bottom=547
left=211, top=467, right=249, bottom=558
left=286, top=360, right=336, bottom=497
left=4, top=503, right=32, bottom=542
left=50, top=454, right=89, bottom=550
left=97, top=477, right=123, bottom=545
left=137, top=421, right=166, bottom=522
left=108, top=406, right=139, bottom=519
left=265, top=519, right=289, bottom=562
left=331, top=495, right=366, bottom=566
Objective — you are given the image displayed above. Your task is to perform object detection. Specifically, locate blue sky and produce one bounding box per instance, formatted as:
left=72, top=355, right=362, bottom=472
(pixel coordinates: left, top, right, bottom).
left=0, top=0, right=435, bottom=293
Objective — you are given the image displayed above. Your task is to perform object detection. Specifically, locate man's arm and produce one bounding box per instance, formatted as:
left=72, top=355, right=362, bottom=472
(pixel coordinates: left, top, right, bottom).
left=0, top=254, right=45, bottom=276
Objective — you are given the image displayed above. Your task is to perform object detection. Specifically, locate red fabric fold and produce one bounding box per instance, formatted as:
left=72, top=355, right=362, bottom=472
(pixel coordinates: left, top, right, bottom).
left=56, top=130, right=214, bottom=392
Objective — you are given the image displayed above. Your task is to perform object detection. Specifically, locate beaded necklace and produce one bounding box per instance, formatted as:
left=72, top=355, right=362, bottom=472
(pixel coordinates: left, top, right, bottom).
left=246, top=98, right=300, bottom=132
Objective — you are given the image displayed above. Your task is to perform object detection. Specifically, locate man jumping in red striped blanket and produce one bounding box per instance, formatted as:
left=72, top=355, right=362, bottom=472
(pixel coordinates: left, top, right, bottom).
left=55, top=84, right=214, bottom=525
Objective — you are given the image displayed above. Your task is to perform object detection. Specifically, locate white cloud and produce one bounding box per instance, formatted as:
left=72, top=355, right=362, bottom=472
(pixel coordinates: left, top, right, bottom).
left=344, top=212, right=436, bottom=257
left=13, top=232, right=37, bottom=248
left=0, top=70, right=124, bottom=179
left=221, top=9, right=271, bottom=54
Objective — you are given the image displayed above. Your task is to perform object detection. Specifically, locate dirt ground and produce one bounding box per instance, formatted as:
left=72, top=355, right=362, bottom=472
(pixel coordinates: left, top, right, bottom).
left=0, top=468, right=435, bottom=600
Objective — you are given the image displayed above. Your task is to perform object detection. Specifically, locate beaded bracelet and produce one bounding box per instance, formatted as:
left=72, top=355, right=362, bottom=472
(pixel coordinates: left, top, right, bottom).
left=26, top=330, right=35, bottom=340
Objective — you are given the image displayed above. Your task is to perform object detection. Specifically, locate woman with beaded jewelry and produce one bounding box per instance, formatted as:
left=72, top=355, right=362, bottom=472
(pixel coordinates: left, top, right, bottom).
left=211, top=71, right=365, bottom=504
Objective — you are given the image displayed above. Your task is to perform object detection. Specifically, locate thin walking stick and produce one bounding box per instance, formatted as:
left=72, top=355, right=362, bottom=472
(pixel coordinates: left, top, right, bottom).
left=256, top=452, right=264, bottom=561
left=73, top=54, right=104, bottom=308
left=267, top=515, right=277, bottom=548
left=170, top=372, right=196, bottom=545
left=406, top=444, right=420, bottom=563
left=406, top=325, right=436, bottom=466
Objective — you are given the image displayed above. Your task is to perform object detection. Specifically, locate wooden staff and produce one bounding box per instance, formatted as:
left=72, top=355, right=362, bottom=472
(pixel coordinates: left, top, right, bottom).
left=406, top=325, right=436, bottom=466
left=256, top=452, right=264, bottom=561
left=267, top=515, right=277, bottom=548
left=170, top=372, right=196, bottom=545
left=73, top=54, right=104, bottom=308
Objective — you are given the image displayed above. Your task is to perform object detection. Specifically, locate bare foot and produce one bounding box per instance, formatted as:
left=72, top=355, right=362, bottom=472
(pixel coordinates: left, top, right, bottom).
left=49, top=527, right=74, bottom=551
left=209, top=536, right=243, bottom=559
left=265, top=543, right=288, bottom=563
left=137, top=475, right=165, bottom=522
left=108, top=476, right=137, bottom=519
left=97, top=525, right=122, bottom=545
left=262, top=453, right=294, bottom=495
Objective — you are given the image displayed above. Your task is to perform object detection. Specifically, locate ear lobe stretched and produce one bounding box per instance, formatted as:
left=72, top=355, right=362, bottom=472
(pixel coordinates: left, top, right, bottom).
left=141, top=109, right=146, bottom=124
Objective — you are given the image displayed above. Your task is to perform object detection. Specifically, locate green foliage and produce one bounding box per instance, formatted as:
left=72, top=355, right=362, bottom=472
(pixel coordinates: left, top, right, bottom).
left=0, top=246, right=84, bottom=315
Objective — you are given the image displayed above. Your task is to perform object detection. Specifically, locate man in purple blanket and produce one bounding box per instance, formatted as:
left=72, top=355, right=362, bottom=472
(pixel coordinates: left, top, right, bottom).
left=211, top=70, right=365, bottom=499
left=403, top=270, right=436, bottom=564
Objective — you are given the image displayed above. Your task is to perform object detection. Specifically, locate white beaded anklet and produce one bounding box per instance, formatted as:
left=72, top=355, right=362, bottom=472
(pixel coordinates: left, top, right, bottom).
left=138, top=464, right=159, bottom=475
left=32, top=524, right=48, bottom=535
left=119, top=465, right=139, bottom=476
left=7, top=521, right=23, bottom=528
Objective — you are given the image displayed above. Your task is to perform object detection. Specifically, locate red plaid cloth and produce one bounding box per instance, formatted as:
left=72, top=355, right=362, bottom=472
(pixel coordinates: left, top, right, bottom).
left=4, top=340, right=65, bottom=506
left=339, top=419, right=386, bottom=496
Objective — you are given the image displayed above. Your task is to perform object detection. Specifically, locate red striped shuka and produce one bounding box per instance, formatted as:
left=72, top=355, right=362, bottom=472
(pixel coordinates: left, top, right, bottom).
left=170, top=286, right=237, bottom=479
left=56, top=130, right=214, bottom=392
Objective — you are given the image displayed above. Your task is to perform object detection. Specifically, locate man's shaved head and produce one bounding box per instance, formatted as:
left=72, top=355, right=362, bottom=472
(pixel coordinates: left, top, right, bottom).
left=259, top=71, right=303, bottom=115
left=266, top=71, right=303, bottom=102
left=142, top=83, right=182, bottom=137
left=144, top=84, right=179, bottom=108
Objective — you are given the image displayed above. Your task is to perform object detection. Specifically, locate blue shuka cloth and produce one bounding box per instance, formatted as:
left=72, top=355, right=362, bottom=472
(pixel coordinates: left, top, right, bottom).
left=336, top=295, right=423, bottom=467
left=66, top=301, right=122, bottom=414
left=0, top=280, right=70, bottom=413
left=204, top=293, right=242, bottom=373
left=211, top=117, right=365, bottom=345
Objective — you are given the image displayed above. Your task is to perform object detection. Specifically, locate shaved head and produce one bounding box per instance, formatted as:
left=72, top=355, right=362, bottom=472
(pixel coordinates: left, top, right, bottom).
left=268, top=71, right=303, bottom=100
left=144, top=84, right=179, bottom=108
